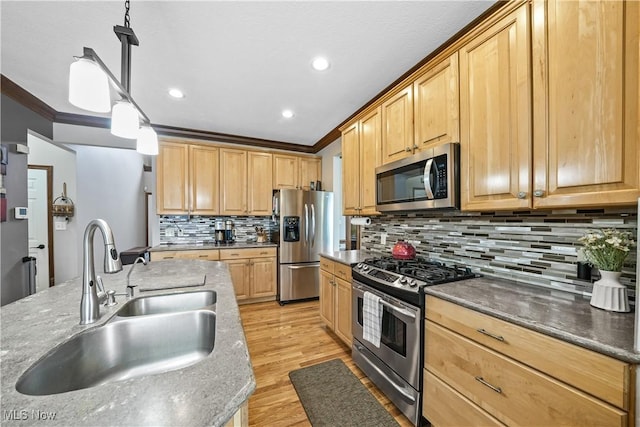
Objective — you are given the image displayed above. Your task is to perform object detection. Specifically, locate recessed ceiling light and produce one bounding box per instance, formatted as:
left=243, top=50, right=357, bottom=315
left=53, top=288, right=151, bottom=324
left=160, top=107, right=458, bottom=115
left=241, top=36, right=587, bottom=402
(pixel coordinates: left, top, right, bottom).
left=282, top=109, right=294, bottom=119
left=311, top=57, right=330, bottom=71
left=168, top=88, right=185, bottom=99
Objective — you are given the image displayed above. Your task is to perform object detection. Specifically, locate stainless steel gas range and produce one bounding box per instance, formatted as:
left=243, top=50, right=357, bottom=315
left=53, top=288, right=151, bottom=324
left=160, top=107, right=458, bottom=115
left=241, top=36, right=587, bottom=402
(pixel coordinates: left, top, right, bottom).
left=351, top=257, right=477, bottom=426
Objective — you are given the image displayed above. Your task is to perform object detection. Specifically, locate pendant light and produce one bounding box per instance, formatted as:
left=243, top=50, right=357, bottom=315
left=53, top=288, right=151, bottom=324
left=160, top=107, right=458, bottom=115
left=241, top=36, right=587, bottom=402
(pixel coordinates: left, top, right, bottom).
left=137, top=125, right=159, bottom=155
left=111, top=100, right=139, bottom=138
left=68, top=58, right=111, bottom=113
left=68, top=0, right=157, bottom=155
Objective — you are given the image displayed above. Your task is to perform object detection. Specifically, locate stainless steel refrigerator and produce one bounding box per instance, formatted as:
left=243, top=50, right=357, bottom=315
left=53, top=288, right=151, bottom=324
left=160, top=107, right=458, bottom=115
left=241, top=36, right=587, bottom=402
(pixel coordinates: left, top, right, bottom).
left=272, top=189, right=334, bottom=303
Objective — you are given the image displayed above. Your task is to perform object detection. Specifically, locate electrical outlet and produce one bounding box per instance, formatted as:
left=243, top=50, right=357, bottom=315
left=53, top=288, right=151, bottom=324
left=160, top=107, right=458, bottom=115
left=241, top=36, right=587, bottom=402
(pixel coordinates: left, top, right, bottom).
left=177, top=228, right=184, bottom=237
left=381, top=232, right=388, bottom=245
left=55, top=221, right=66, bottom=231
left=166, top=227, right=175, bottom=237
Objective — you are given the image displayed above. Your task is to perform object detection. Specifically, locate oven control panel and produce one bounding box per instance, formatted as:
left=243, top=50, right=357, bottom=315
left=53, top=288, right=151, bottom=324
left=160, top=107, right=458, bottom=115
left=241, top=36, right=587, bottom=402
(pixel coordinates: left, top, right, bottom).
left=354, top=263, right=423, bottom=290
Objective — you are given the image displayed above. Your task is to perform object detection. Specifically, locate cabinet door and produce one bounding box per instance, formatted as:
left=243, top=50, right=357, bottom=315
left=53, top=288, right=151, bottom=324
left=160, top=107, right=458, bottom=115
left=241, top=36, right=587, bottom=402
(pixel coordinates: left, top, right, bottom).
left=381, top=86, right=414, bottom=164
left=341, top=122, right=361, bottom=215
left=250, top=257, right=277, bottom=298
left=220, top=148, right=248, bottom=215
left=156, top=142, right=189, bottom=214
left=319, top=270, right=335, bottom=329
left=414, top=52, right=460, bottom=151
left=359, top=107, right=381, bottom=215
left=189, top=145, right=219, bottom=215
left=299, top=157, right=321, bottom=191
left=226, top=259, right=250, bottom=300
left=248, top=152, right=273, bottom=215
left=532, top=0, right=640, bottom=208
left=334, top=277, right=352, bottom=346
left=273, top=155, right=299, bottom=189
left=460, top=4, right=531, bottom=211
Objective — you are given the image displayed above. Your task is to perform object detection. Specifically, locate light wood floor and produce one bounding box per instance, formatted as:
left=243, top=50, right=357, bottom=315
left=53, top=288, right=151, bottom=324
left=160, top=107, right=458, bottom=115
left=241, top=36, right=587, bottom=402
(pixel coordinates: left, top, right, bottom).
left=239, top=300, right=413, bottom=427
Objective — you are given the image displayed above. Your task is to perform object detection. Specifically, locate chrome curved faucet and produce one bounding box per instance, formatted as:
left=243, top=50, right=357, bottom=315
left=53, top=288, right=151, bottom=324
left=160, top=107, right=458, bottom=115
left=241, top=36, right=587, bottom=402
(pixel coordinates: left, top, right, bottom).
left=81, top=219, right=122, bottom=325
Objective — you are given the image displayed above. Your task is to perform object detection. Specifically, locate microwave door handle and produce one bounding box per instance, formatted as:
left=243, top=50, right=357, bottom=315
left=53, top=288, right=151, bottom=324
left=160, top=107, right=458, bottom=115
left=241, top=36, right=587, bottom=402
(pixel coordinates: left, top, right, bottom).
left=304, top=204, right=309, bottom=244
left=423, top=158, right=435, bottom=199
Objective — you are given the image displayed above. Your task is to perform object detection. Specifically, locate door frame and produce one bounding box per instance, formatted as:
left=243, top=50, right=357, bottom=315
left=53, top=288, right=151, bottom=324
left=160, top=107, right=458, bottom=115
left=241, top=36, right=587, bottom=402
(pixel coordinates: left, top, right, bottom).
left=27, top=164, right=55, bottom=288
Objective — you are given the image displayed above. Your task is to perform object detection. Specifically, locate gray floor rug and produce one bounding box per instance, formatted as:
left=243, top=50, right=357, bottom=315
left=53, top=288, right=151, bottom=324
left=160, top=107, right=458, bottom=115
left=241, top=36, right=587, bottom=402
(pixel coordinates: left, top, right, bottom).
left=289, top=358, right=400, bottom=427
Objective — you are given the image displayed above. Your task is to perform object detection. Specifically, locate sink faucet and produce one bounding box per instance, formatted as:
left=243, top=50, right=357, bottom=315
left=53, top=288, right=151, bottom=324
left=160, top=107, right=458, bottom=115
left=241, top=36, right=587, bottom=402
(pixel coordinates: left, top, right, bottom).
left=126, top=256, right=147, bottom=297
left=81, top=219, right=122, bottom=325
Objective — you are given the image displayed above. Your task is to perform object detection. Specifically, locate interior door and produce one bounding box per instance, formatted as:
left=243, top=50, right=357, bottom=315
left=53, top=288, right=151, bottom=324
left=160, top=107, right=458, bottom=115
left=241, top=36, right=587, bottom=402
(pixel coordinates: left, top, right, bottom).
left=27, top=168, right=50, bottom=293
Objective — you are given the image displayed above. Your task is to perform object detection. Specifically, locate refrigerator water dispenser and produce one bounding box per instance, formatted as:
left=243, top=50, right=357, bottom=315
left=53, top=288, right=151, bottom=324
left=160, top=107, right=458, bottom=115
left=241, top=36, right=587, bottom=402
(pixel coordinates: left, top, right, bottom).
left=283, top=216, right=300, bottom=242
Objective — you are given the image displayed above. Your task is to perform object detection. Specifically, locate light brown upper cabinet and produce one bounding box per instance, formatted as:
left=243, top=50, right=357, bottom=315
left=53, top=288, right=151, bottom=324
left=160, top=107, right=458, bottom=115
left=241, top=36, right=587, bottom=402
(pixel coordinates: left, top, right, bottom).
left=220, top=148, right=248, bottom=215
left=460, top=4, right=531, bottom=211
left=413, top=52, right=460, bottom=151
left=273, top=154, right=321, bottom=190
left=157, top=141, right=219, bottom=215
left=247, top=152, right=273, bottom=215
left=220, top=149, right=274, bottom=216
left=342, top=107, right=381, bottom=216
left=381, top=86, right=414, bottom=164
left=531, top=0, right=640, bottom=208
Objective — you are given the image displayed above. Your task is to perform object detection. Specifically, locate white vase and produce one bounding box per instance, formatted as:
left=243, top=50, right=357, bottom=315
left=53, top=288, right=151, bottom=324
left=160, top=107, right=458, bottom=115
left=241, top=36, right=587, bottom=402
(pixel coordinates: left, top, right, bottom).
left=590, top=270, right=630, bottom=313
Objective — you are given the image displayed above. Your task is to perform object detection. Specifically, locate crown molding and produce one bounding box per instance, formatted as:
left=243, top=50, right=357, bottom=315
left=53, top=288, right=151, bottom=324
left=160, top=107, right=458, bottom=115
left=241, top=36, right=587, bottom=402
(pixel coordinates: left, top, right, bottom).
left=1, top=74, right=57, bottom=121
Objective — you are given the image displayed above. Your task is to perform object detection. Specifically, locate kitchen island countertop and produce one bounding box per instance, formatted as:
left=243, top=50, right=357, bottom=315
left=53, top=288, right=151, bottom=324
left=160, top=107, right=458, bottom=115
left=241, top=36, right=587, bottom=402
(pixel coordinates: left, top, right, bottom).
left=424, top=276, right=640, bottom=364
left=0, top=260, right=254, bottom=426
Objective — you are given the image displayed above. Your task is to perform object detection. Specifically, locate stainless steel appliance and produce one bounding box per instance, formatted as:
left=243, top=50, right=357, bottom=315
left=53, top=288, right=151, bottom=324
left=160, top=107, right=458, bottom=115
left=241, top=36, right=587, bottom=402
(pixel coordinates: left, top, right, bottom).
left=352, top=257, right=477, bottom=425
left=376, top=142, right=459, bottom=212
left=272, top=189, right=334, bottom=303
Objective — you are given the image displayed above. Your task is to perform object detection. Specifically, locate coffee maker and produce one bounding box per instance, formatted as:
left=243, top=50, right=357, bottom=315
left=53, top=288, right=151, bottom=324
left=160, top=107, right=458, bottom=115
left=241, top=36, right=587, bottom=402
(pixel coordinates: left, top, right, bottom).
left=225, top=220, right=235, bottom=243
left=214, top=221, right=226, bottom=244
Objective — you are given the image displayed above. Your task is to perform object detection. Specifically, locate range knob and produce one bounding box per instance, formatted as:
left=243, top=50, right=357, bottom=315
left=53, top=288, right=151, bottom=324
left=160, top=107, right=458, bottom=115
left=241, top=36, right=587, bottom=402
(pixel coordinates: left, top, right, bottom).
left=362, top=265, right=369, bottom=271
left=356, top=263, right=363, bottom=269
left=399, top=276, right=408, bottom=284
left=408, top=279, right=418, bottom=288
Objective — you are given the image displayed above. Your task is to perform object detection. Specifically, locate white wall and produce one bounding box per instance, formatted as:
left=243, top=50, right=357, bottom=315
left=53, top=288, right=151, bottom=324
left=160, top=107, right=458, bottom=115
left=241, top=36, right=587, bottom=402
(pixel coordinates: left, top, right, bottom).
left=27, top=131, right=79, bottom=282
left=317, top=138, right=344, bottom=250
left=318, top=137, right=341, bottom=192
left=71, top=144, right=146, bottom=281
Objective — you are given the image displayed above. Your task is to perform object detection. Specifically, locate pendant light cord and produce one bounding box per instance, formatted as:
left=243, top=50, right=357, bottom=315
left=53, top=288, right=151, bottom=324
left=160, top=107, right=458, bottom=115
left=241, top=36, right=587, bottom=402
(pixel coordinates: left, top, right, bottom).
left=124, top=0, right=131, bottom=28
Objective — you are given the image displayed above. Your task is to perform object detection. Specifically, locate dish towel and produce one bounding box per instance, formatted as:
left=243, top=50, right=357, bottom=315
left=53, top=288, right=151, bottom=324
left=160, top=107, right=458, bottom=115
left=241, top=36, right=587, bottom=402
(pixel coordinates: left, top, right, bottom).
left=363, top=291, right=383, bottom=348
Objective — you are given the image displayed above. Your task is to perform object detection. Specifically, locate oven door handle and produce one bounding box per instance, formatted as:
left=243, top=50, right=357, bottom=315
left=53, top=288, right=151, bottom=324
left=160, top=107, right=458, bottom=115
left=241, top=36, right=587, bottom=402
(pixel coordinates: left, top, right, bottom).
left=354, top=342, right=417, bottom=404
left=423, top=158, right=435, bottom=200
left=353, top=284, right=416, bottom=322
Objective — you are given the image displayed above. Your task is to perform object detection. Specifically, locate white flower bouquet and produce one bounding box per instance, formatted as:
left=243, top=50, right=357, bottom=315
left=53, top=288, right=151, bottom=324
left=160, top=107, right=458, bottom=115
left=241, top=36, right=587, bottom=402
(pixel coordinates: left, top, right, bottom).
left=578, top=229, right=635, bottom=272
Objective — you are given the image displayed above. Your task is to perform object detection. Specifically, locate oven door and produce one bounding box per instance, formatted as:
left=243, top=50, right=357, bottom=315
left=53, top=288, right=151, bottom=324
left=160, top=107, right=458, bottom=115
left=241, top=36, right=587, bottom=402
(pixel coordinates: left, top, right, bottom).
left=352, top=281, right=421, bottom=389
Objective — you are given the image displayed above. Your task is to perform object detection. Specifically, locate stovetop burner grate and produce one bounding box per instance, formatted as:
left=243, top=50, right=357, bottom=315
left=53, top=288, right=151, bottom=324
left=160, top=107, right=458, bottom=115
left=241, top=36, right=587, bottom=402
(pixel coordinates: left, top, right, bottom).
left=361, top=256, right=477, bottom=285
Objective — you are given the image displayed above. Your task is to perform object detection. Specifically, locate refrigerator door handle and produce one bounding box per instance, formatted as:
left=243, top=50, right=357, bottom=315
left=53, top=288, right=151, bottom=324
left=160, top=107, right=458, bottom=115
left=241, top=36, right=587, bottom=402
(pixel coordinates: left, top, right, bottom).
left=311, top=204, right=316, bottom=247
left=304, top=203, right=309, bottom=244
left=286, top=263, right=320, bottom=270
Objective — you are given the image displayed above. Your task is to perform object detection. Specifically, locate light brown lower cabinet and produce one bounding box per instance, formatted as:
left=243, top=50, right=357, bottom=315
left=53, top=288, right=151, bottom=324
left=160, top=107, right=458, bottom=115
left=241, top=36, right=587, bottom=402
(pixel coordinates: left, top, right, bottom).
left=149, top=247, right=277, bottom=303
left=423, top=296, right=633, bottom=427
left=224, top=401, right=248, bottom=427
left=319, top=256, right=352, bottom=346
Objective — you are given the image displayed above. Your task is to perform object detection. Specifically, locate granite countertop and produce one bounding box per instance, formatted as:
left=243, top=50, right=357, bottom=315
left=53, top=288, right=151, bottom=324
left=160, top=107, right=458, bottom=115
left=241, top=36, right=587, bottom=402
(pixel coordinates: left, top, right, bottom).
left=320, top=250, right=377, bottom=266
left=0, top=260, right=255, bottom=426
left=424, top=276, right=640, bottom=364
left=150, top=241, right=278, bottom=252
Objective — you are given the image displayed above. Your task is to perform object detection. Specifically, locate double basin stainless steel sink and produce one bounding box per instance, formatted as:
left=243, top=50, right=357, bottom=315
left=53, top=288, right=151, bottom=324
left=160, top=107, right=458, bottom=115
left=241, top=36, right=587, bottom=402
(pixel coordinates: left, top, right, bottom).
left=16, top=290, right=217, bottom=396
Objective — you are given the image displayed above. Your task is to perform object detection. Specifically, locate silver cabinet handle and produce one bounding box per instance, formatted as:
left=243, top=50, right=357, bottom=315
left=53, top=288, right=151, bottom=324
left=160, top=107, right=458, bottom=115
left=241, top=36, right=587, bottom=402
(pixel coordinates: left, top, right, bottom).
left=533, top=189, right=545, bottom=197
left=475, top=376, right=502, bottom=394
left=517, top=191, right=527, bottom=199
left=423, top=158, right=435, bottom=199
left=476, top=328, right=505, bottom=342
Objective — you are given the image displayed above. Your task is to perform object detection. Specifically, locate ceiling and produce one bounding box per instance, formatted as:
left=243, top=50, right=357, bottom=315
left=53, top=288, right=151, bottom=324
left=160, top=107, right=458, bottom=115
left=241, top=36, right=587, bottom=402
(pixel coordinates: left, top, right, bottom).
left=1, top=1, right=495, bottom=149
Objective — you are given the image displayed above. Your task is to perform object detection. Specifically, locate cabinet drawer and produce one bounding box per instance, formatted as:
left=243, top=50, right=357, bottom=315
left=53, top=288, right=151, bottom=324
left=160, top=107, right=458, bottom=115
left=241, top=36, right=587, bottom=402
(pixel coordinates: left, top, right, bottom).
left=219, top=247, right=276, bottom=260
left=425, top=321, right=627, bottom=427
left=423, top=369, right=505, bottom=427
left=320, top=257, right=334, bottom=274
left=150, top=250, right=220, bottom=261
left=425, top=296, right=630, bottom=409
left=334, top=262, right=352, bottom=282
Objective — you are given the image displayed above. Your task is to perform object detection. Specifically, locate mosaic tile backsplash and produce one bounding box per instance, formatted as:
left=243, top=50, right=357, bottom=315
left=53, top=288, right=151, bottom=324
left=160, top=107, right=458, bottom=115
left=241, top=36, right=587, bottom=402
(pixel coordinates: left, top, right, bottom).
left=159, top=215, right=275, bottom=245
left=360, top=208, right=638, bottom=298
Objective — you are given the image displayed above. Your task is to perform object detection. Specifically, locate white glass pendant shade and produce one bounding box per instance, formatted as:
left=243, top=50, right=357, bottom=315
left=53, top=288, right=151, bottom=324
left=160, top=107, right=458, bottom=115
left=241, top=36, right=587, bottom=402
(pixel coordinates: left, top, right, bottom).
left=137, top=125, right=158, bottom=155
left=111, top=100, right=140, bottom=139
left=69, top=58, right=111, bottom=113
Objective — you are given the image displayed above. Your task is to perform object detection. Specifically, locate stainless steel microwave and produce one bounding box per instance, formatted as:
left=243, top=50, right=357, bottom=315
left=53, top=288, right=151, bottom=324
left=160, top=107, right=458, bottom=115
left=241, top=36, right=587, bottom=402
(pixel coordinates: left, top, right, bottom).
left=375, top=143, right=459, bottom=212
